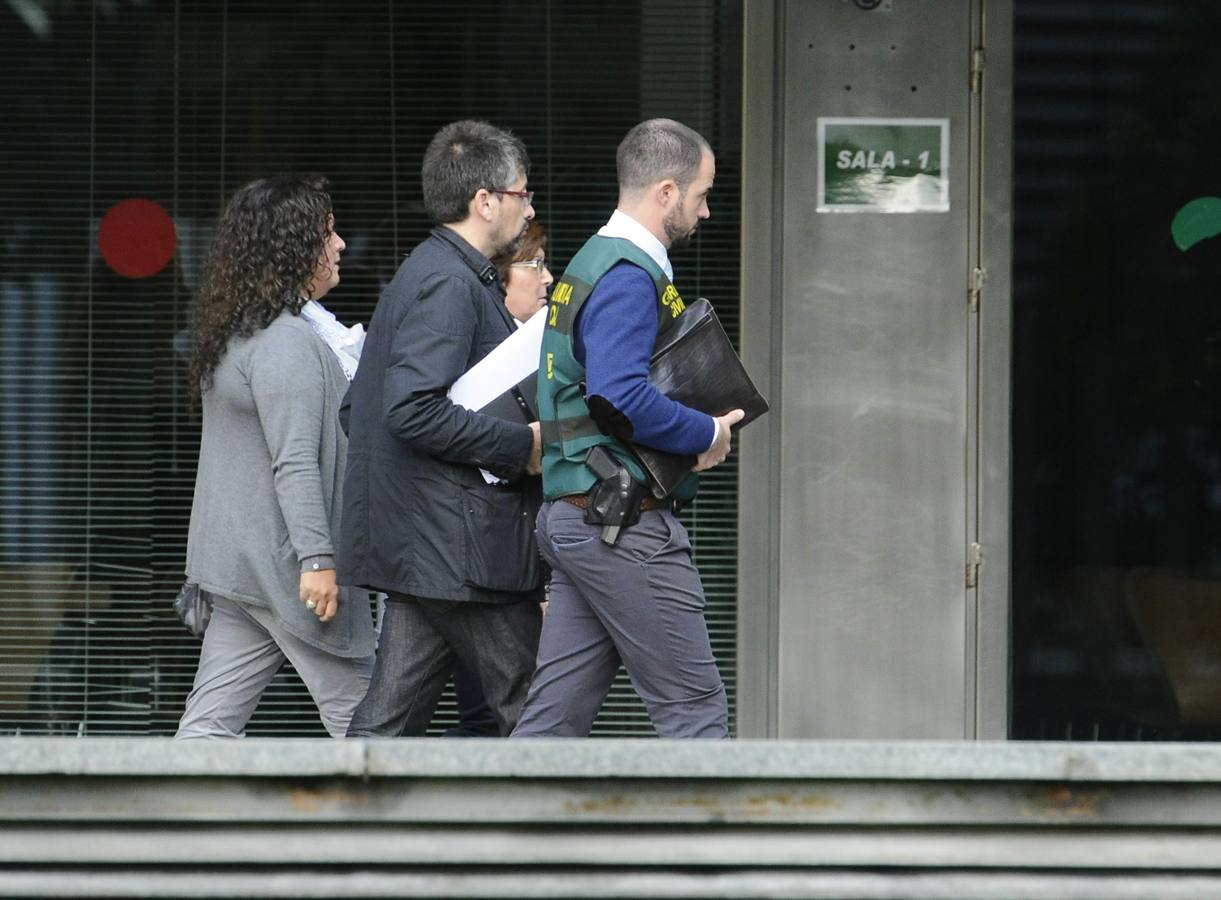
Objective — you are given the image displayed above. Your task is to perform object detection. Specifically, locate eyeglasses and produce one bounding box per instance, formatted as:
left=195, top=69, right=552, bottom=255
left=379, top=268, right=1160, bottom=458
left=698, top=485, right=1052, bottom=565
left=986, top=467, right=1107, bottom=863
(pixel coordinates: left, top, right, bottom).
left=492, top=188, right=535, bottom=204
left=510, top=258, right=548, bottom=272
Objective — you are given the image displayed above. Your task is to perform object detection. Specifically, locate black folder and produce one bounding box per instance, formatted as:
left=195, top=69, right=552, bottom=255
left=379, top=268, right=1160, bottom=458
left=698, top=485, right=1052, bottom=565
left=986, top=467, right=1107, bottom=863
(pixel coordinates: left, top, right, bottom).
left=632, top=298, right=770, bottom=498
left=479, top=371, right=538, bottom=424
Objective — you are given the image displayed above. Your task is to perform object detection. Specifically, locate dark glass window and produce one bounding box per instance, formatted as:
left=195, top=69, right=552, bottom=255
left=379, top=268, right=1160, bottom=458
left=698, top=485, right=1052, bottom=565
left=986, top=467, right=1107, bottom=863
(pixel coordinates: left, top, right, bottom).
left=1013, top=0, right=1221, bottom=739
left=0, top=1, right=742, bottom=736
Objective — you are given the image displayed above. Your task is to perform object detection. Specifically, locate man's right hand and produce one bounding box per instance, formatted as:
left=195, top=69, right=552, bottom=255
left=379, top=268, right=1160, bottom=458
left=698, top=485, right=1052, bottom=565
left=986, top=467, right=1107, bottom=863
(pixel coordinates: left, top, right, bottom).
left=526, top=421, right=543, bottom=475
left=694, top=409, right=745, bottom=472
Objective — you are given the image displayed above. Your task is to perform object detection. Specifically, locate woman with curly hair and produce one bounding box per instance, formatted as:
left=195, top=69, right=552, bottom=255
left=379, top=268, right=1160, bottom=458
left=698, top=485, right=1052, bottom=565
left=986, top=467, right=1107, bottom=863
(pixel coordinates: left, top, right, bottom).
left=177, top=174, right=376, bottom=738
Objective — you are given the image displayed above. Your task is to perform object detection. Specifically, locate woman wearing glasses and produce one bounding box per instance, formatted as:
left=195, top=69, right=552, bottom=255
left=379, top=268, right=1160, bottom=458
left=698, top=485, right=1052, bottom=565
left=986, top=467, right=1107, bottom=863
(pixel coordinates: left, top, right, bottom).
left=496, top=219, right=553, bottom=324
left=177, top=174, right=376, bottom=738
left=443, top=220, right=555, bottom=736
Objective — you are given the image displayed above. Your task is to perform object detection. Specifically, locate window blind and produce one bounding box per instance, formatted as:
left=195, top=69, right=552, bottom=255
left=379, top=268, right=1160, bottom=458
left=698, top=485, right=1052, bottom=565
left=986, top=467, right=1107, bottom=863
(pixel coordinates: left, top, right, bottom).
left=0, top=0, right=743, bottom=737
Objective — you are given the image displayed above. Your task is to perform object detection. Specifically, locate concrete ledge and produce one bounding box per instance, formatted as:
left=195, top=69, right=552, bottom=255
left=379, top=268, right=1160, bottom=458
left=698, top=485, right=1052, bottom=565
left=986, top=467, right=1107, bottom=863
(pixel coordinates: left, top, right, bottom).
left=6, top=737, right=1221, bottom=781
left=6, top=870, right=1221, bottom=899
left=5, top=738, right=1221, bottom=895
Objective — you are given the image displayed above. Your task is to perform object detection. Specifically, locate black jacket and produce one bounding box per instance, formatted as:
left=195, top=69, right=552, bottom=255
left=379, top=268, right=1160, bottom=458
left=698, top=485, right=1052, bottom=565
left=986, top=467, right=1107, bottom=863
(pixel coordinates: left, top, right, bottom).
left=337, top=228, right=541, bottom=602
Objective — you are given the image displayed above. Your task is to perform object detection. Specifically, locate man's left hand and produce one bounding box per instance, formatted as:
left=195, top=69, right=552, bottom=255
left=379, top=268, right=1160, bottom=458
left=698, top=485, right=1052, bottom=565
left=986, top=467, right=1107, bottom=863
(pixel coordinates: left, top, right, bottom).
left=526, top=421, right=542, bottom=475
left=694, top=409, right=745, bottom=472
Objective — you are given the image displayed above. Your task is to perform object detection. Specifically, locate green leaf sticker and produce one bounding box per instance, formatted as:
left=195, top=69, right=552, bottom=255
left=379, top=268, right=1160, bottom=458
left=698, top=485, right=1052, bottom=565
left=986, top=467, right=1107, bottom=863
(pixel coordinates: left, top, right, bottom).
left=1171, top=197, right=1221, bottom=251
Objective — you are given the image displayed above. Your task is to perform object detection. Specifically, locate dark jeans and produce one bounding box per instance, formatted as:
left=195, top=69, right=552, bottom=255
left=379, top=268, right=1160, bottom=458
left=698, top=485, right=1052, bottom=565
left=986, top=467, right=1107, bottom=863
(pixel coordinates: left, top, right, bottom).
left=346, top=593, right=542, bottom=737
left=446, top=661, right=499, bottom=737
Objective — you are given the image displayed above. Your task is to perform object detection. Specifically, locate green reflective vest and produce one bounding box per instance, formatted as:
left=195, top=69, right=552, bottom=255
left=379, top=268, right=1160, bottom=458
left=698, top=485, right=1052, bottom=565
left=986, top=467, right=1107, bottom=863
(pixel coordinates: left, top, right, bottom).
left=537, top=234, right=698, bottom=500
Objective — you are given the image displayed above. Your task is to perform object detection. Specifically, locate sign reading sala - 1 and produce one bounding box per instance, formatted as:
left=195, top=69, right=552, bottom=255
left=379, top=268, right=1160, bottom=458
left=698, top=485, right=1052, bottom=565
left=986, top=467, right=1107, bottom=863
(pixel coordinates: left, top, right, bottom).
left=817, top=117, right=950, bottom=213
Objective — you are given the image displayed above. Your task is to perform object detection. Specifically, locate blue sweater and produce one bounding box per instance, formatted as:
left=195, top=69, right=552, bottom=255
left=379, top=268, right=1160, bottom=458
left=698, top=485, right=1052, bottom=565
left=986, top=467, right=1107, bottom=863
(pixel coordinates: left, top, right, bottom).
left=573, top=262, right=715, bottom=455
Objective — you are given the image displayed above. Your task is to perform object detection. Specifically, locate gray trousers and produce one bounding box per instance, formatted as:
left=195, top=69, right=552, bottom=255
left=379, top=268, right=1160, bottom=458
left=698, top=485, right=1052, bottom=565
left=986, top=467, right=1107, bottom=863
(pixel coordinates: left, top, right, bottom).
left=176, top=594, right=374, bottom=739
left=512, top=500, right=728, bottom=738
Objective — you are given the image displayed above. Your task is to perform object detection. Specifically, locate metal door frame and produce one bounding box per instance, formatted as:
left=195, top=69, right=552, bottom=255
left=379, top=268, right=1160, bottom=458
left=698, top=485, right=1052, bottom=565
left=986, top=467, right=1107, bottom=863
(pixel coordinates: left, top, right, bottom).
left=737, top=0, right=1012, bottom=739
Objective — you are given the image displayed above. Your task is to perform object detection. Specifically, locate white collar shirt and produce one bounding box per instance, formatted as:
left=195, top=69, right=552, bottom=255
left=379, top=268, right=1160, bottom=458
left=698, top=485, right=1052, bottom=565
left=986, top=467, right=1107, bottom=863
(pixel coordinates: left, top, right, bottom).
left=592, top=210, right=719, bottom=451
left=596, top=209, right=673, bottom=281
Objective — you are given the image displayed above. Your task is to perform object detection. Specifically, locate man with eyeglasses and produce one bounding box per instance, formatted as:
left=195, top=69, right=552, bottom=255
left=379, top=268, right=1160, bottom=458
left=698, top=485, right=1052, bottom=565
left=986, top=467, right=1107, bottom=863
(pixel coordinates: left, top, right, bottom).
left=338, top=120, right=545, bottom=737
left=512, top=118, right=742, bottom=739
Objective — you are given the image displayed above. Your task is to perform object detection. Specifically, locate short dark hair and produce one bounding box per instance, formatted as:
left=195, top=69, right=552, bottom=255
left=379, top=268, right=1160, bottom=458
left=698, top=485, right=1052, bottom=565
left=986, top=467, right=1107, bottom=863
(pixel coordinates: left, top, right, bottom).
left=421, top=120, right=529, bottom=224
left=616, top=118, right=711, bottom=196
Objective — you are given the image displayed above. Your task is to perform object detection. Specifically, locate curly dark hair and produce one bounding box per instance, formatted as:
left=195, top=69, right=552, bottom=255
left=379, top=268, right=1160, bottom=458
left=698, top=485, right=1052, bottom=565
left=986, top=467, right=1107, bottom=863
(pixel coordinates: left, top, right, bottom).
left=188, top=174, right=333, bottom=404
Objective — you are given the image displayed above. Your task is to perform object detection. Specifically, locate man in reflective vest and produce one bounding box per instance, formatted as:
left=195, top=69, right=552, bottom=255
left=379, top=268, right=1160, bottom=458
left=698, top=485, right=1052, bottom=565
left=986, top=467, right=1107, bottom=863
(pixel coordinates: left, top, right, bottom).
left=512, top=119, right=743, bottom=738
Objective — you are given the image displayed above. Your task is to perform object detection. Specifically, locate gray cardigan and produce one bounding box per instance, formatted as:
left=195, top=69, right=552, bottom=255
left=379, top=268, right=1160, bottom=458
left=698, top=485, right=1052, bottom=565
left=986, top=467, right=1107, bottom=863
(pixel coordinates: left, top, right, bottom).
left=186, top=310, right=376, bottom=657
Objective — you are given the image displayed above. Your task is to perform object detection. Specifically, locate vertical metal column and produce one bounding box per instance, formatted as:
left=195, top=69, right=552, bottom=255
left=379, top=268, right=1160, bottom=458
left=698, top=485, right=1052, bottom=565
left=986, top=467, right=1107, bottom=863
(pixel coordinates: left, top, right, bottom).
left=973, top=0, right=1013, bottom=740
left=739, top=0, right=1010, bottom=738
left=738, top=0, right=785, bottom=740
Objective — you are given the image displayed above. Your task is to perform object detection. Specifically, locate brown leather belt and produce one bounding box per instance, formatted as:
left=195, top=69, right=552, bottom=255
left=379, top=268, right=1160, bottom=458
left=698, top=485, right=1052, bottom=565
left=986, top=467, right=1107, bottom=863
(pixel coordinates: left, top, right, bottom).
left=558, top=493, right=669, bottom=512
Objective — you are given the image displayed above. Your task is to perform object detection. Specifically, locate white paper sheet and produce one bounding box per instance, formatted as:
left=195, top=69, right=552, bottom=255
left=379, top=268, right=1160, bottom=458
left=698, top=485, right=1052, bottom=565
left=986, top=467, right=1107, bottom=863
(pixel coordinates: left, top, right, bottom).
left=447, top=307, right=546, bottom=483
left=448, top=307, right=546, bottom=413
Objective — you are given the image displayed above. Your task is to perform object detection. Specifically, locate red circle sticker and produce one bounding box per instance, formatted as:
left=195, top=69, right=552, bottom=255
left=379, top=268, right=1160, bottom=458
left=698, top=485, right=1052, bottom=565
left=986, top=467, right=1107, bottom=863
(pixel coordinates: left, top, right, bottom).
left=97, top=198, right=177, bottom=278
